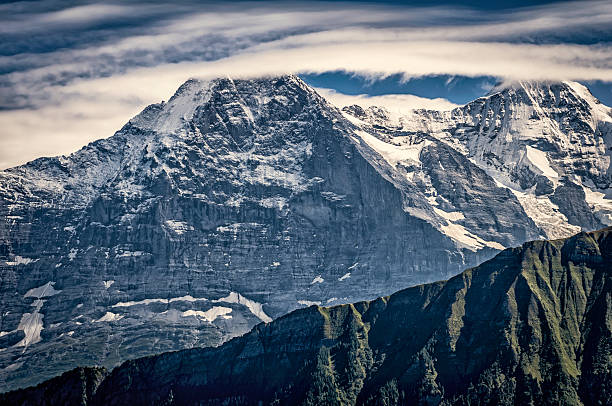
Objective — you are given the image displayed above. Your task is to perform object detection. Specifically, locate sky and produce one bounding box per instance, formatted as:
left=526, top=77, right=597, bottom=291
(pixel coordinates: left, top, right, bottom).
left=1, top=0, right=611, bottom=169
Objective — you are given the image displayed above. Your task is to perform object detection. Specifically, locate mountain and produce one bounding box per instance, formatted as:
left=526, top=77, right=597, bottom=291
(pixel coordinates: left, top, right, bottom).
left=0, top=75, right=610, bottom=392
left=3, top=227, right=610, bottom=405
left=345, top=81, right=612, bottom=239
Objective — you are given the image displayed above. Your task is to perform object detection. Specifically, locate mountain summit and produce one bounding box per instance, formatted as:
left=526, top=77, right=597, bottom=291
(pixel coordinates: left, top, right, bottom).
left=3, top=227, right=611, bottom=405
left=1, top=75, right=610, bottom=391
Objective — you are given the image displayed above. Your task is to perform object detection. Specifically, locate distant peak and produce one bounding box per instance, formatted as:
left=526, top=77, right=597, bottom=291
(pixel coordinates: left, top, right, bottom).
left=479, top=79, right=611, bottom=109
left=168, top=74, right=302, bottom=96
left=168, top=77, right=209, bottom=101
left=126, top=73, right=320, bottom=135
left=129, top=78, right=214, bottom=134
left=487, top=79, right=588, bottom=97
left=486, top=80, right=560, bottom=94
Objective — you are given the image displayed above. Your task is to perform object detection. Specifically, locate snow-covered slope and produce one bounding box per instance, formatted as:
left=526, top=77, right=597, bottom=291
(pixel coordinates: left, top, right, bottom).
left=344, top=80, right=612, bottom=241
left=0, top=76, right=609, bottom=392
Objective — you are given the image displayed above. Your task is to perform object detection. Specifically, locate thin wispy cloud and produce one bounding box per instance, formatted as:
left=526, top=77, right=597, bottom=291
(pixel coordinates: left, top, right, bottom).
left=0, top=4, right=141, bottom=34
left=1, top=0, right=611, bottom=169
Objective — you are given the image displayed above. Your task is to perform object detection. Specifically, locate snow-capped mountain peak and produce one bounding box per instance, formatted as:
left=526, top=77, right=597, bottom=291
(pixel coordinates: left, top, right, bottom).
left=128, top=78, right=214, bottom=134
left=343, top=79, right=612, bottom=240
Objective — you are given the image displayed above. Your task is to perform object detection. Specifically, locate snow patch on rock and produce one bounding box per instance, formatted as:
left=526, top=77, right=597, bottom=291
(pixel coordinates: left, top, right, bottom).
left=338, top=272, right=351, bottom=281
left=115, top=251, right=145, bottom=258
left=95, top=312, right=124, bottom=323
left=525, top=146, right=558, bottom=179
left=6, top=256, right=38, bottom=266
left=24, top=282, right=61, bottom=299
left=113, top=295, right=208, bottom=307
left=311, top=275, right=324, bottom=284
left=298, top=300, right=321, bottom=307
left=433, top=208, right=466, bottom=222
left=182, top=307, right=232, bottom=323
left=15, top=312, right=44, bottom=347
left=213, top=292, right=272, bottom=323
left=581, top=181, right=612, bottom=226
left=440, top=222, right=505, bottom=251
left=355, top=130, right=430, bottom=168
left=510, top=188, right=582, bottom=239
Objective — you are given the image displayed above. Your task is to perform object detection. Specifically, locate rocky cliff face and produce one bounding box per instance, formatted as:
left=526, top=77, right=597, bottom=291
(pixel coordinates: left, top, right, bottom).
left=0, top=75, right=610, bottom=392
left=3, top=227, right=611, bottom=405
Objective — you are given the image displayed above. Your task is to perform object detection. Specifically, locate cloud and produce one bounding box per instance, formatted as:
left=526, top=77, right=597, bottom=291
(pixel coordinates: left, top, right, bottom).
left=201, top=40, right=612, bottom=81
left=1, top=0, right=611, bottom=169
left=0, top=99, right=139, bottom=170
left=0, top=3, right=176, bottom=34
left=4, top=2, right=612, bottom=91
left=315, top=87, right=459, bottom=112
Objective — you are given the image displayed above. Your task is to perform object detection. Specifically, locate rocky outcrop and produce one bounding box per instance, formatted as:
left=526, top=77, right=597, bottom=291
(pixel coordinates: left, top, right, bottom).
left=3, top=227, right=611, bottom=405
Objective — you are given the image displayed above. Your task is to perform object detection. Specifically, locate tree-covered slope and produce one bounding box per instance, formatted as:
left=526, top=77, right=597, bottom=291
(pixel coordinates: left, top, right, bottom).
left=3, top=227, right=611, bottom=405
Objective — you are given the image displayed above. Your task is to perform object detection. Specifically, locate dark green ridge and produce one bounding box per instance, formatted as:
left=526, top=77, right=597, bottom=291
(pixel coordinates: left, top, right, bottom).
left=2, top=227, right=611, bottom=406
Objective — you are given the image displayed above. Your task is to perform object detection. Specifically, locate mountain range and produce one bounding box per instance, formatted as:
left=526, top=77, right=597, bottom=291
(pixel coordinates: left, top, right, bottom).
left=2, top=226, right=610, bottom=405
left=0, top=75, right=611, bottom=392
